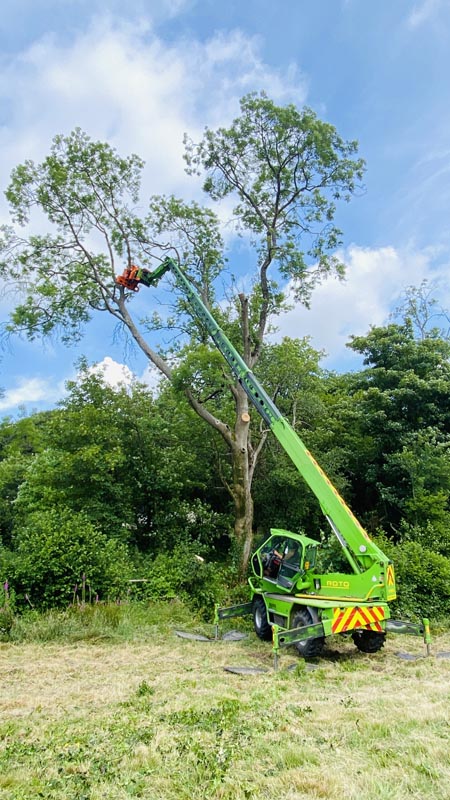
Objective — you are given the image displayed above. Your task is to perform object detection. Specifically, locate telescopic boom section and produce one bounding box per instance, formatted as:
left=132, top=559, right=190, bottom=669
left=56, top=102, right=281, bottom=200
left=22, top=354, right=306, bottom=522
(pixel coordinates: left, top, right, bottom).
left=116, top=258, right=390, bottom=576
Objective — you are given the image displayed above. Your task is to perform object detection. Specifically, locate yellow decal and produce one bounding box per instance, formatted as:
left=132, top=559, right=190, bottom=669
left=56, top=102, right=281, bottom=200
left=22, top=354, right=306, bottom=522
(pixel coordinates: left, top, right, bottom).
left=325, top=580, right=350, bottom=589
left=386, top=565, right=396, bottom=600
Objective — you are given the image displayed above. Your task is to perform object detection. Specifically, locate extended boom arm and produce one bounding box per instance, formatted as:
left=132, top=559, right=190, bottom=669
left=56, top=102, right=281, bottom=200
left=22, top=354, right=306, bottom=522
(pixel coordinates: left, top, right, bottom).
left=117, top=258, right=393, bottom=583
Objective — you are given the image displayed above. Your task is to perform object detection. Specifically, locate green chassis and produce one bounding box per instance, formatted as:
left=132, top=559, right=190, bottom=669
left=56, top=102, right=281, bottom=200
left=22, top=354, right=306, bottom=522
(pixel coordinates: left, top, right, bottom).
left=215, top=529, right=428, bottom=656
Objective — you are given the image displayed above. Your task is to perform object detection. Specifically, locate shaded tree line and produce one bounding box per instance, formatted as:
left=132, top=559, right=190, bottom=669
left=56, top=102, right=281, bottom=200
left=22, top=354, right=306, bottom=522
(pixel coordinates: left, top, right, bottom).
left=1, top=316, right=450, bottom=619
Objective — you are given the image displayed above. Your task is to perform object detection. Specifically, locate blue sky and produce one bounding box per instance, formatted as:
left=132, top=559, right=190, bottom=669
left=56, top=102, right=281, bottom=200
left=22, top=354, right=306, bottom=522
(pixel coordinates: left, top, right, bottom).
left=1, top=0, right=450, bottom=416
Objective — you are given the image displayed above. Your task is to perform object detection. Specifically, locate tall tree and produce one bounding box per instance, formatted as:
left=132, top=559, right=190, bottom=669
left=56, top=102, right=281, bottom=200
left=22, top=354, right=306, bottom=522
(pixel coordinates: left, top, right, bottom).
left=0, top=93, right=364, bottom=572
left=393, top=279, right=450, bottom=341
left=324, top=322, right=450, bottom=534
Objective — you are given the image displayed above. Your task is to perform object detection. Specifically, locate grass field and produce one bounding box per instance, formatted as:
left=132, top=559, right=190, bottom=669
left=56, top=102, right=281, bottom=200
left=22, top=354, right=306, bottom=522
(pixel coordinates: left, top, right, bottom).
left=1, top=604, right=450, bottom=800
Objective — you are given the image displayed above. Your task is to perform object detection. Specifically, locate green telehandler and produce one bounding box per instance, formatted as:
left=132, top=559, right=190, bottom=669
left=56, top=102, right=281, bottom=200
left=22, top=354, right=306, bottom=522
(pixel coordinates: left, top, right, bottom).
left=117, top=259, right=428, bottom=658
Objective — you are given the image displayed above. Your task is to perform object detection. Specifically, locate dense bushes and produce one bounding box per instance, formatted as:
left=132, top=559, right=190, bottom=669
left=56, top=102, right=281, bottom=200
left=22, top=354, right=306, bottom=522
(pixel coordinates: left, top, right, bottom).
left=0, top=370, right=233, bottom=613
left=129, top=545, right=230, bottom=613
left=393, top=541, right=450, bottom=619
left=374, top=528, right=450, bottom=619
left=3, top=508, right=131, bottom=609
left=2, top=321, right=450, bottom=623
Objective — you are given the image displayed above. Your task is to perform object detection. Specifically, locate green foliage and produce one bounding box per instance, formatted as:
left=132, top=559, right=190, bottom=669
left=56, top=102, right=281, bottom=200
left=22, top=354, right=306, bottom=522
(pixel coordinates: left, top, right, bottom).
left=6, top=368, right=232, bottom=557
left=0, top=579, right=15, bottom=638
left=318, top=323, right=450, bottom=531
left=0, top=369, right=234, bottom=615
left=256, top=336, right=324, bottom=409
left=185, top=91, right=365, bottom=304
left=132, top=545, right=228, bottom=615
left=0, top=412, right=49, bottom=547
left=152, top=497, right=231, bottom=553
left=0, top=129, right=148, bottom=341
left=9, top=508, right=131, bottom=609
left=2, top=313, right=450, bottom=618
left=374, top=530, right=450, bottom=619
left=171, top=345, right=231, bottom=413
left=253, top=452, right=323, bottom=537
left=12, top=369, right=154, bottom=545
left=253, top=336, right=332, bottom=535
left=146, top=195, right=225, bottom=289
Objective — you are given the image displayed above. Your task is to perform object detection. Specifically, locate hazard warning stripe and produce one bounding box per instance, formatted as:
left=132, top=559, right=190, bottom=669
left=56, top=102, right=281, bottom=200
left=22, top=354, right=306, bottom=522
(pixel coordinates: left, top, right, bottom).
left=331, top=606, right=385, bottom=634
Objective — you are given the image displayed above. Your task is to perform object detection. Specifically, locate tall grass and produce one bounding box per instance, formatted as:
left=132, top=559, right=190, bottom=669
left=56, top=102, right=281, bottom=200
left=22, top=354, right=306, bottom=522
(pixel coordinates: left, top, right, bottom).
left=6, top=600, right=199, bottom=644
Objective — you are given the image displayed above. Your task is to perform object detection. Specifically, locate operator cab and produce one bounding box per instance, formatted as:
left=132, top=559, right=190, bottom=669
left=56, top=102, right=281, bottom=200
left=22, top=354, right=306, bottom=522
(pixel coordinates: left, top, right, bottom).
left=252, top=529, right=319, bottom=592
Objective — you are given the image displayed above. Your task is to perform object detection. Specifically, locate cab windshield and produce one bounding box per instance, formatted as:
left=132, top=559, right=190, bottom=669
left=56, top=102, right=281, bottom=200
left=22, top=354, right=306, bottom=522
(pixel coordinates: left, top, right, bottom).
left=259, top=536, right=302, bottom=581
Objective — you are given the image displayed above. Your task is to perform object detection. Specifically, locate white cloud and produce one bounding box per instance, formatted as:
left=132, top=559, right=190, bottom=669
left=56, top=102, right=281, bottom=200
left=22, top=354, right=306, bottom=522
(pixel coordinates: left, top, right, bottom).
left=0, top=17, right=307, bottom=211
left=0, top=377, right=59, bottom=412
left=407, top=0, right=443, bottom=28
left=275, top=245, right=449, bottom=369
left=139, top=363, right=165, bottom=392
left=0, top=357, right=159, bottom=415
left=0, top=14, right=309, bottom=418
left=88, top=356, right=134, bottom=388
left=83, top=357, right=166, bottom=394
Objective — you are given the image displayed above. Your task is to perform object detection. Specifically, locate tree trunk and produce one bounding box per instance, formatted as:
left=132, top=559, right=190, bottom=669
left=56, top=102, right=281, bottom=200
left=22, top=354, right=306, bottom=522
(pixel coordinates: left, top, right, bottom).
left=230, top=385, right=255, bottom=575
left=231, top=441, right=254, bottom=575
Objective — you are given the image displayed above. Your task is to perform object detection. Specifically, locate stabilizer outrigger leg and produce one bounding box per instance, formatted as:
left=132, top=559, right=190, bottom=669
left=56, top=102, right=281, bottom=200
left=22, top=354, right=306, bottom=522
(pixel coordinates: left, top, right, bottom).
left=214, top=601, right=253, bottom=639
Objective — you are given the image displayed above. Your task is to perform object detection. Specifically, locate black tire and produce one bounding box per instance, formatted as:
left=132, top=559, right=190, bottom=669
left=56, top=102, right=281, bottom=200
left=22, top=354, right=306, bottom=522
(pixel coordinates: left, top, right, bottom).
left=253, top=596, right=272, bottom=641
left=352, top=629, right=386, bottom=653
left=291, top=608, right=324, bottom=658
